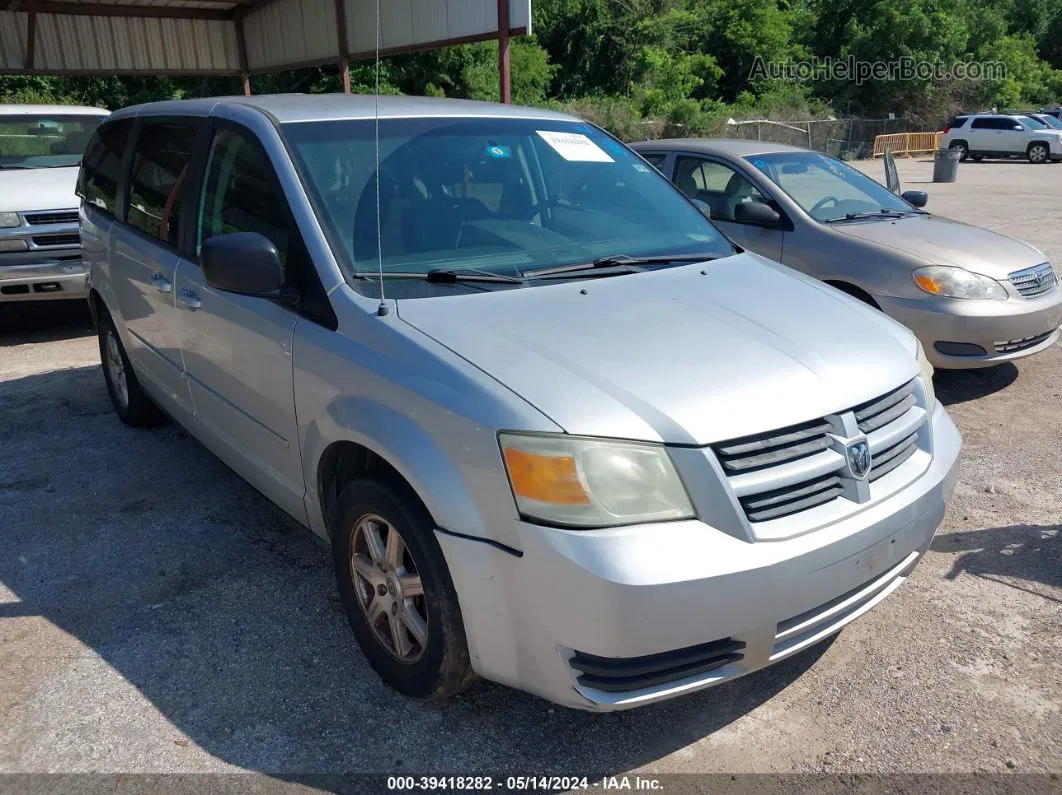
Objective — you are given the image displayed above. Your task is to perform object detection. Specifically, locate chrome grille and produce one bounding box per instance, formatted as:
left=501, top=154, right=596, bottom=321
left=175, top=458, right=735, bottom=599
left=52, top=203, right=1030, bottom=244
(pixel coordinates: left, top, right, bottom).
left=713, top=380, right=926, bottom=525
left=854, top=381, right=917, bottom=434
left=31, top=233, right=80, bottom=247
left=23, top=211, right=79, bottom=226
left=714, top=418, right=832, bottom=474
left=1008, top=262, right=1056, bottom=298
left=994, top=330, right=1055, bottom=353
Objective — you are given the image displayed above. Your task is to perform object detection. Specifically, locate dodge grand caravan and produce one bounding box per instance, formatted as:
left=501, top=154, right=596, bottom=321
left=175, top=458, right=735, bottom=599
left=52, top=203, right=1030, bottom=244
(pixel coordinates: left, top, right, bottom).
left=80, top=95, right=960, bottom=710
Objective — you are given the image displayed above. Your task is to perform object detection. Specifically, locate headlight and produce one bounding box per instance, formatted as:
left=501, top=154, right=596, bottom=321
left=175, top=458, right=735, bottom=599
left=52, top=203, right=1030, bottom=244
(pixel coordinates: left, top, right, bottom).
left=913, top=265, right=1007, bottom=300
left=0, top=212, right=20, bottom=228
left=916, top=340, right=936, bottom=408
left=499, top=433, right=695, bottom=527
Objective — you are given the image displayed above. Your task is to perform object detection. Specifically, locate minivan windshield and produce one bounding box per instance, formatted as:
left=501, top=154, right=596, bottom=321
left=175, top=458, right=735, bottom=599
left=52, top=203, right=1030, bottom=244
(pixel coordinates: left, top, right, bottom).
left=747, top=151, right=918, bottom=223
left=0, top=114, right=104, bottom=169
left=282, top=117, right=732, bottom=283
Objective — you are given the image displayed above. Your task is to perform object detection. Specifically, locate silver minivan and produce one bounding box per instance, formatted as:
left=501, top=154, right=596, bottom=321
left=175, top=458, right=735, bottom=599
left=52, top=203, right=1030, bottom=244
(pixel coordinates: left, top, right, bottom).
left=81, top=95, right=961, bottom=711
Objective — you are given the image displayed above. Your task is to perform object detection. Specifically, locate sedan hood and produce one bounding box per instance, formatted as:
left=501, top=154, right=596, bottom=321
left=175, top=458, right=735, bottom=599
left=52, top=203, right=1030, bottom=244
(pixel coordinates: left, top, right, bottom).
left=0, top=167, right=79, bottom=213
left=398, top=254, right=920, bottom=445
left=832, top=213, right=1046, bottom=278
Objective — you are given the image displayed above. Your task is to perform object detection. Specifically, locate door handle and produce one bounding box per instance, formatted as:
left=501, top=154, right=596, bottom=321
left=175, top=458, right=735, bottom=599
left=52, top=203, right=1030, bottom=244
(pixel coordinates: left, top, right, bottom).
left=177, top=287, right=202, bottom=310
left=150, top=271, right=172, bottom=293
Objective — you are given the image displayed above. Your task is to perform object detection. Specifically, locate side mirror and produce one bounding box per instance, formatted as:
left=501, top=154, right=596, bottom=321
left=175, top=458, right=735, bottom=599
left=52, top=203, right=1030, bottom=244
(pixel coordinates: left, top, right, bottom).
left=901, top=190, right=928, bottom=208
left=201, top=232, right=288, bottom=299
left=692, top=198, right=712, bottom=218
left=734, top=200, right=781, bottom=227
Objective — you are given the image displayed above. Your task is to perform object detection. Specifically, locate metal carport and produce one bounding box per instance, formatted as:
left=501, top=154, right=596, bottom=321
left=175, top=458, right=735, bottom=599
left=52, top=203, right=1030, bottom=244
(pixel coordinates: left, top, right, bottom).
left=0, top=0, right=530, bottom=100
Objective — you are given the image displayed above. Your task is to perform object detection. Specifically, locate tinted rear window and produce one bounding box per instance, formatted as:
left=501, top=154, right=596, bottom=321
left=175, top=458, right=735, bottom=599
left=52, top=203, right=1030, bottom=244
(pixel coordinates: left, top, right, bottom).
left=77, top=119, right=131, bottom=216
left=948, top=117, right=968, bottom=129
left=126, top=122, right=197, bottom=247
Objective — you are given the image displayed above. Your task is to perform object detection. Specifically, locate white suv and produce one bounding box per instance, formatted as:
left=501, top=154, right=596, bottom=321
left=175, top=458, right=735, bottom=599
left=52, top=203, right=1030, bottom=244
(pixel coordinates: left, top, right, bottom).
left=0, top=104, right=109, bottom=307
left=941, top=113, right=1062, bottom=163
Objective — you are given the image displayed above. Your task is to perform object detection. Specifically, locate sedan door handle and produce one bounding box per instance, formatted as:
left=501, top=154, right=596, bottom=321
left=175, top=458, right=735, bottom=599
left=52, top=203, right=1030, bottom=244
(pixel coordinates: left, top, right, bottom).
left=177, top=287, right=201, bottom=310
left=150, top=271, right=172, bottom=293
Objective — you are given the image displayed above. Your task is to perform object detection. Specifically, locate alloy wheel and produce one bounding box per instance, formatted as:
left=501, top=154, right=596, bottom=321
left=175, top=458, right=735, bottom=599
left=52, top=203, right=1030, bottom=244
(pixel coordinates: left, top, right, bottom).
left=349, top=513, right=429, bottom=663
left=105, top=329, right=129, bottom=409
left=1029, top=144, right=1048, bottom=163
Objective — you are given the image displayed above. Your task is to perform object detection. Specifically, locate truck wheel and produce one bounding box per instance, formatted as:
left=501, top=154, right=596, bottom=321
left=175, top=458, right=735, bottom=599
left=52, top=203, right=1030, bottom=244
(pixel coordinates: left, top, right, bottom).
left=331, top=477, right=476, bottom=699
left=98, top=312, right=163, bottom=427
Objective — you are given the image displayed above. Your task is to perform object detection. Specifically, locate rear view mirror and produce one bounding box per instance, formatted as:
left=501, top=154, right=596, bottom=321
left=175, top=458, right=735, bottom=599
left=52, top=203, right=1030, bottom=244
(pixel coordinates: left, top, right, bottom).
left=901, top=190, right=929, bottom=208
left=201, top=232, right=288, bottom=299
left=734, top=200, right=781, bottom=227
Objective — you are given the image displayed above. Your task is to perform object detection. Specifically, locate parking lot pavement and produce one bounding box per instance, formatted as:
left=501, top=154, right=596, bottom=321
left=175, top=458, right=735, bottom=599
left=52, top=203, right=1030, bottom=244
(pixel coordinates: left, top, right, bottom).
left=0, top=157, right=1059, bottom=780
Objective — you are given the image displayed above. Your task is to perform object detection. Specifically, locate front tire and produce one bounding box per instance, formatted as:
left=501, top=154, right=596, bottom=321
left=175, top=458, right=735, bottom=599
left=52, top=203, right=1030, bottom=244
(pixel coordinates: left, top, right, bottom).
left=1028, top=142, right=1050, bottom=164
left=331, top=478, right=475, bottom=699
left=98, top=312, right=163, bottom=427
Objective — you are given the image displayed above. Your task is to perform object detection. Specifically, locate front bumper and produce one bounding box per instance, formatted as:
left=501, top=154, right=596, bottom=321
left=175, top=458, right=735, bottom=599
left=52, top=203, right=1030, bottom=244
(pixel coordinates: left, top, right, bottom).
left=438, top=402, right=961, bottom=710
left=877, top=290, right=1062, bottom=369
left=0, top=210, right=85, bottom=303
left=0, top=258, right=88, bottom=302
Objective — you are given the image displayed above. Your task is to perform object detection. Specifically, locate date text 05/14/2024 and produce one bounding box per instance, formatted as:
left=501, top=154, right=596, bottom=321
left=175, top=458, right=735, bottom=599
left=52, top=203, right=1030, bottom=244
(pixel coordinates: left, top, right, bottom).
left=386, top=776, right=665, bottom=791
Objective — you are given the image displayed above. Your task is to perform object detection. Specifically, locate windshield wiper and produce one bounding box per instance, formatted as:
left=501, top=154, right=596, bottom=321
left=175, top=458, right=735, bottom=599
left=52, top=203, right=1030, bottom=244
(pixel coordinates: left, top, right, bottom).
left=353, top=267, right=525, bottom=284
left=825, top=208, right=911, bottom=223
left=524, top=253, right=717, bottom=279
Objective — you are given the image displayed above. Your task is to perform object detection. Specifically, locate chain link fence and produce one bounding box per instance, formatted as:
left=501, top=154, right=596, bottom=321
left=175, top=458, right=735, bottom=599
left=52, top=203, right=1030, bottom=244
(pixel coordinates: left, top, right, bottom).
left=724, top=116, right=937, bottom=159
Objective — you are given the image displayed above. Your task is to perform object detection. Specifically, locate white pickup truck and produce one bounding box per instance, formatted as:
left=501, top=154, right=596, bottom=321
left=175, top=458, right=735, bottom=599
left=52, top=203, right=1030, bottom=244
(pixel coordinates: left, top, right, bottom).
left=0, top=104, right=109, bottom=307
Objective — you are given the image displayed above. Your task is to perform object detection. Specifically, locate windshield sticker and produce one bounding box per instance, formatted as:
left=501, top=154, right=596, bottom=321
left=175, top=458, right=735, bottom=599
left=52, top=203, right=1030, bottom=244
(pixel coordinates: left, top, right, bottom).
left=486, top=145, right=512, bottom=159
left=536, top=130, right=615, bottom=162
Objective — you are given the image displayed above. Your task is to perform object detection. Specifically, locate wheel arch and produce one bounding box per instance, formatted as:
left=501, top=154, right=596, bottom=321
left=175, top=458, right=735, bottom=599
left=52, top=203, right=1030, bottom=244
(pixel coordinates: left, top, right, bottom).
left=824, top=280, right=881, bottom=309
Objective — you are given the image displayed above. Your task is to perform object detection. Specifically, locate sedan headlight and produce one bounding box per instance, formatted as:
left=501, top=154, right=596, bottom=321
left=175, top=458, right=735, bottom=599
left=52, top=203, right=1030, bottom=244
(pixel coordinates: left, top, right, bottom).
left=0, top=211, right=21, bottom=228
left=916, top=340, right=936, bottom=408
left=499, top=433, right=695, bottom=527
left=913, top=265, right=1007, bottom=300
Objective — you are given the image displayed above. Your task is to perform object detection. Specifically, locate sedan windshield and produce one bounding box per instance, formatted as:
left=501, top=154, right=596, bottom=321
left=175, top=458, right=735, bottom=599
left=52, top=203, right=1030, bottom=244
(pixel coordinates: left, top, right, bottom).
left=282, top=117, right=732, bottom=284
left=1032, top=114, right=1062, bottom=130
left=1020, top=116, right=1048, bottom=129
left=747, top=151, right=917, bottom=223
left=0, top=114, right=104, bottom=169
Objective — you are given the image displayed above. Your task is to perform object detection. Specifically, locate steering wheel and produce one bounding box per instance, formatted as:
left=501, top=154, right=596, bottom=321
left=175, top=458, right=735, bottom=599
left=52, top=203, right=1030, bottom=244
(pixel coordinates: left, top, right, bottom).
left=810, top=195, right=841, bottom=215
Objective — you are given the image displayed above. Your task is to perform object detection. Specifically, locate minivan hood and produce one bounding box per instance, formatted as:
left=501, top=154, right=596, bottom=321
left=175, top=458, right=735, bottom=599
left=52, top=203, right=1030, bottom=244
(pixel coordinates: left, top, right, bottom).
left=832, top=213, right=1045, bottom=278
left=398, top=254, right=919, bottom=445
left=0, top=166, right=79, bottom=213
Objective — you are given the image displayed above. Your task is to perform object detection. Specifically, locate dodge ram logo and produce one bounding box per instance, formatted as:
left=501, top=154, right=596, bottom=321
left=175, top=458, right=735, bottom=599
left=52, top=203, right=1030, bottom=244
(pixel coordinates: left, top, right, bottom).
left=845, top=440, right=872, bottom=480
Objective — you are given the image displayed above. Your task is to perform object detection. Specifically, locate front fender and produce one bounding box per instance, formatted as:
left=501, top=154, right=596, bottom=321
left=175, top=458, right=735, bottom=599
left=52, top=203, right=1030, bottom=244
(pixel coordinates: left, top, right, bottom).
left=293, top=304, right=560, bottom=550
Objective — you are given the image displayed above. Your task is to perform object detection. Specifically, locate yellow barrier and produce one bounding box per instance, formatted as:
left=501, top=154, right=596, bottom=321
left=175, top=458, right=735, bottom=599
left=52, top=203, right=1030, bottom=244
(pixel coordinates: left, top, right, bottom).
left=872, top=131, right=943, bottom=157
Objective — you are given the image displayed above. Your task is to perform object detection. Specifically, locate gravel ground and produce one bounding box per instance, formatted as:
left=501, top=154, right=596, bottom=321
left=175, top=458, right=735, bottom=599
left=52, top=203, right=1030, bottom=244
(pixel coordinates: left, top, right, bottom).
left=0, top=157, right=1059, bottom=782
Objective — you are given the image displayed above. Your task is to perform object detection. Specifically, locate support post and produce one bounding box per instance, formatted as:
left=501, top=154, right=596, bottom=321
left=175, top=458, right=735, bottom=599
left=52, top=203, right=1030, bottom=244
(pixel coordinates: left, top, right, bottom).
left=25, top=6, right=36, bottom=70
left=334, top=0, right=351, bottom=93
left=497, top=0, right=511, bottom=103
left=234, top=16, right=251, bottom=95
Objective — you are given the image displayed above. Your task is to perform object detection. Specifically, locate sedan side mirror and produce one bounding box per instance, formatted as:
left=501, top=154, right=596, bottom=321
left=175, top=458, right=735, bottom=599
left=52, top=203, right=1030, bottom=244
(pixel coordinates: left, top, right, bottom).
left=734, top=200, right=781, bottom=227
left=901, top=190, right=929, bottom=208
left=201, top=232, right=289, bottom=299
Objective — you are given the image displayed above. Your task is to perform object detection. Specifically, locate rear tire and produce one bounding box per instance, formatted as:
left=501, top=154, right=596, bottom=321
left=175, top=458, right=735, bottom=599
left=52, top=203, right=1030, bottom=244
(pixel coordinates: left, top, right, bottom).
left=949, top=140, right=969, bottom=161
left=1027, top=142, right=1050, bottom=164
left=330, top=477, right=476, bottom=700
left=98, top=311, right=164, bottom=427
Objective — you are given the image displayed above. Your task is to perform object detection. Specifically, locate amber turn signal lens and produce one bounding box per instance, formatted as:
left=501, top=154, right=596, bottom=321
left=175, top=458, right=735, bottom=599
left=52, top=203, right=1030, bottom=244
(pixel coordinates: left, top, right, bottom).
left=502, top=447, right=591, bottom=505
left=914, top=274, right=942, bottom=294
